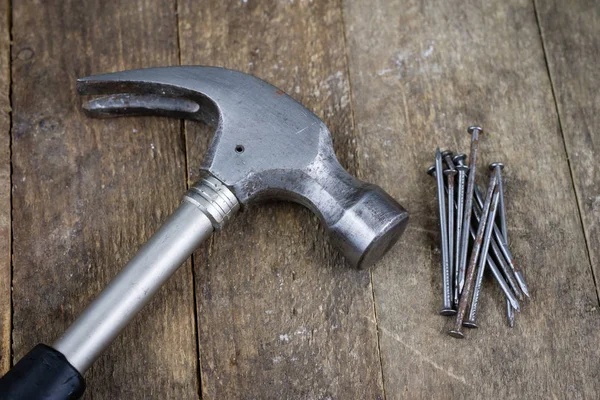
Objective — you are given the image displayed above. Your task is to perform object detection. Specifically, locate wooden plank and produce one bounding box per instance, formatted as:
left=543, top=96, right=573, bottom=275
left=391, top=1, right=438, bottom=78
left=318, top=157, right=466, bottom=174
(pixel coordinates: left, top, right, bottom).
left=343, top=0, right=600, bottom=398
left=11, top=1, right=199, bottom=398
left=535, top=0, right=600, bottom=299
left=0, top=0, right=10, bottom=375
left=178, top=1, right=384, bottom=398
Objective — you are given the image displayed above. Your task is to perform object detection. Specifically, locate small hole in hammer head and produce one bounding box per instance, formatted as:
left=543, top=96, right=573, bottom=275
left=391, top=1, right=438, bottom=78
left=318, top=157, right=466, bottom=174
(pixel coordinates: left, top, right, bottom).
left=235, top=145, right=245, bottom=153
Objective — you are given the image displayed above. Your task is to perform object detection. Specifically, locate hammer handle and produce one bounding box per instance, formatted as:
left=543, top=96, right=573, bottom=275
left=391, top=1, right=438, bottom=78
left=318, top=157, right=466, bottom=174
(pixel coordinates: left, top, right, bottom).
left=53, top=199, right=215, bottom=372
left=0, top=176, right=239, bottom=400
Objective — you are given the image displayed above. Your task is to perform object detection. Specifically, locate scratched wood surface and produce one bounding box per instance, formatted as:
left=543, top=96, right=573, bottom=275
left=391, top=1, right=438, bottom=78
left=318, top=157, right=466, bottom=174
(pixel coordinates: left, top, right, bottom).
left=0, top=0, right=10, bottom=376
left=342, top=0, right=600, bottom=398
left=10, top=1, right=199, bottom=399
left=535, top=0, right=600, bottom=301
left=3, top=0, right=599, bottom=399
left=178, top=1, right=384, bottom=398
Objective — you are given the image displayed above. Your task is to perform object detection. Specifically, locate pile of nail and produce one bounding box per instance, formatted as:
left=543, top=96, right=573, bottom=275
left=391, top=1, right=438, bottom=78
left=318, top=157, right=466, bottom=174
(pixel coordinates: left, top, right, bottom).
left=428, top=126, right=530, bottom=339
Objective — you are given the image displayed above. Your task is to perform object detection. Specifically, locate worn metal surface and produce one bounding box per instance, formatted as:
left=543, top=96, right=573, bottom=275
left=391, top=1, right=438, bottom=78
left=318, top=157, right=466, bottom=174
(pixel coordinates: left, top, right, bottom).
left=434, top=150, right=452, bottom=315
left=54, top=175, right=239, bottom=373
left=427, top=167, right=520, bottom=311
left=453, top=154, right=468, bottom=308
left=464, top=186, right=501, bottom=328
left=468, top=224, right=520, bottom=312
left=506, top=298, right=515, bottom=328
left=449, top=171, right=496, bottom=338
left=442, top=151, right=457, bottom=309
left=457, top=126, right=482, bottom=294
left=472, top=201, right=523, bottom=302
left=474, top=184, right=529, bottom=297
left=490, top=162, right=508, bottom=242
left=80, top=67, right=408, bottom=270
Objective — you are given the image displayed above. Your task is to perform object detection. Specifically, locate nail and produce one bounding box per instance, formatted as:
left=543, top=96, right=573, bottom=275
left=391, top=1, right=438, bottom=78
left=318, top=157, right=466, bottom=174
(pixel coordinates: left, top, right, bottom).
left=448, top=169, right=496, bottom=339
left=472, top=200, right=524, bottom=302
left=464, top=184, right=501, bottom=328
left=453, top=154, right=468, bottom=307
left=432, top=152, right=455, bottom=316
left=427, top=168, right=520, bottom=311
left=457, top=126, right=483, bottom=296
left=474, top=184, right=530, bottom=298
left=514, top=271, right=530, bottom=298
left=507, top=298, right=515, bottom=328
left=465, top=223, right=520, bottom=311
left=489, top=163, right=508, bottom=243
left=442, top=151, right=458, bottom=308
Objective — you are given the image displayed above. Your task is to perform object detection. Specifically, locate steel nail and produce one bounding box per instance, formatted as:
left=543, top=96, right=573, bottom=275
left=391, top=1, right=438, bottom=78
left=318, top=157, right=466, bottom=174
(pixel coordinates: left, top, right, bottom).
left=448, top=169, right=496, bottom=339
left=472, top=200, right=524, bottom=302
left=464, top=184, right=501, bottom=328
left=474, top=184, right=530, bottom=298
left=432, top=153, right=455, bottom=316
left=457, top=126, right=483, bottom=296
left=453, top=154, right=468, bottom=307
left=507, top=298, right=515, bottom=328
left=489, top=162, right=508, bottom=242
left=466, top=220, right=521, bottom=311
left=427, top=167, right=520, bottom=311
left=514, top=271, right=530, bottom=298
left=442, top=151, right=458, bottom=308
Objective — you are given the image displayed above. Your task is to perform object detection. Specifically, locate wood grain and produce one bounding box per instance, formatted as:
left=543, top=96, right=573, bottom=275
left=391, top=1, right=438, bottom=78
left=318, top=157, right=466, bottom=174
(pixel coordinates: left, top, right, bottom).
left=0, top=0, right=11, bottom=376
left=178, top=1, right=384, bottom=398
left=535, top=0, right=600, bottom=300
left=11, top=1, right=199, bottom=398
left=343, top=0, right=600, bottom=398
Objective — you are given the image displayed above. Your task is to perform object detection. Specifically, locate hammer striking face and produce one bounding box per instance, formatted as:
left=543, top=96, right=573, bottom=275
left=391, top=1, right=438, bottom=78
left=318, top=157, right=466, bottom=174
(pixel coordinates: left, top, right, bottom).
left=0, top=66, right=407, bottom=399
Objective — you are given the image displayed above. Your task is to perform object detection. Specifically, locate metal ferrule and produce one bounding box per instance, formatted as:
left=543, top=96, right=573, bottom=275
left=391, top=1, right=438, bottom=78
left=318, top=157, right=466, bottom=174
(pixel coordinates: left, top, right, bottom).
left=184, top=174, right=240, bottom=230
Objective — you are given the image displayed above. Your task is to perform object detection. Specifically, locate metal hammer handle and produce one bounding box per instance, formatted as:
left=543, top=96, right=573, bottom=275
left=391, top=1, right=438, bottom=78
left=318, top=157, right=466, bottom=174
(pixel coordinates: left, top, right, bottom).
left=0, top=174, right=239, bottom=399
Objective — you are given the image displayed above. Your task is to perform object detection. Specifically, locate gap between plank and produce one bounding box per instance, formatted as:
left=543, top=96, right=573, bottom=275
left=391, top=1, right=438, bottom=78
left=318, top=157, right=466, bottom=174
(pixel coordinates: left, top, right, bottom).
left=338, top=1, right=387, bottom=399
left=532, top=0, right=599, bottom=305
left=7, top=0, right=13, bottom=369
left=174, top=0, right=203, bottom=397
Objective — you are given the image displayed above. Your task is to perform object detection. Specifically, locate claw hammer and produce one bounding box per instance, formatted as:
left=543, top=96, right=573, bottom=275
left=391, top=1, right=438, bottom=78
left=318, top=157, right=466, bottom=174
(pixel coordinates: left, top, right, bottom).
left=0, top=67, right=408, bottom=400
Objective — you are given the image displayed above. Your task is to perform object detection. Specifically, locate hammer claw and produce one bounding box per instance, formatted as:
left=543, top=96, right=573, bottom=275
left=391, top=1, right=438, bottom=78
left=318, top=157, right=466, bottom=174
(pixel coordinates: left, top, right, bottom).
left=76, top=66, right=409, bottom=270
left=83, top=93, right=201, bottom=120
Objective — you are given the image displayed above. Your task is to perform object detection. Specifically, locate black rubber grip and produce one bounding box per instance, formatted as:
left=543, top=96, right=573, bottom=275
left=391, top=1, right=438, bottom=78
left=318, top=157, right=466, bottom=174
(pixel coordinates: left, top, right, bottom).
left=0, top=344, right=86, bottom=400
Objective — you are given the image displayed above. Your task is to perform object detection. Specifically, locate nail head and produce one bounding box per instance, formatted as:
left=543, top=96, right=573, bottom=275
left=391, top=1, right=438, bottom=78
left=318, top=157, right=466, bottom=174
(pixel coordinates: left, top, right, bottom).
left=443, top=168, right=457, bottom=176
left=440, top=308, right=457, bottom=316
left=467, top=126, right=483, bottom=135
left=489, top=162, right=504, bottom=170
left=447, top=330, right=465, bottom=339
left=462, top=321, right=479, bottom=329
left=452, top=153, right=467, bottom=164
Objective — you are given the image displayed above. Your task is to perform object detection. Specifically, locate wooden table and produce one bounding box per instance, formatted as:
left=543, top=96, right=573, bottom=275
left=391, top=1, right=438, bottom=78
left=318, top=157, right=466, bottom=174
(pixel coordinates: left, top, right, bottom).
left=1, top=0, right=598, bottom=398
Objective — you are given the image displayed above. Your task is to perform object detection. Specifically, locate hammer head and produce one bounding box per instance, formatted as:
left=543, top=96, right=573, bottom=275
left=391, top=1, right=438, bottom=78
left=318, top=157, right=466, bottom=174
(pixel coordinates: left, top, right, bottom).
left=77, top=66, right=408, bottom=269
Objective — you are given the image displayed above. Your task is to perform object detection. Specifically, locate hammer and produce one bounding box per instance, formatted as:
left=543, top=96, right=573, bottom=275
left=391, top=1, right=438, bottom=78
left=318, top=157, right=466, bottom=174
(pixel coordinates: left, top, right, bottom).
left=0, top=67, right=408, bottom=399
